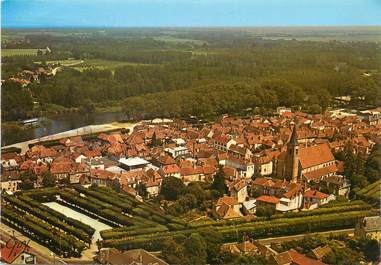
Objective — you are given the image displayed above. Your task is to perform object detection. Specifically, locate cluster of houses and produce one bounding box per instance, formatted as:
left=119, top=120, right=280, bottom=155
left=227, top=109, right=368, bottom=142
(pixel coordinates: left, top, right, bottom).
left=1, top=107, right=380, bottom=219
left=4, top=47, right=55, bottom=88
left=218, top=215, right=381, bottom=265
left=7, top=67, right=53, bottom=87
left=221, top=239, right=330, bottom=265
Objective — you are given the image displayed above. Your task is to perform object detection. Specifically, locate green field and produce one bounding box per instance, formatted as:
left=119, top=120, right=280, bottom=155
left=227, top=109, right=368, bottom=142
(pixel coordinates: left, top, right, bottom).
left=2, top=49, right=39, bottom=57
left=154, top=36, right=205, bottom=45
left=72, top=59, right=153, bottom=72
left=34, top=59, right=84, bottom=66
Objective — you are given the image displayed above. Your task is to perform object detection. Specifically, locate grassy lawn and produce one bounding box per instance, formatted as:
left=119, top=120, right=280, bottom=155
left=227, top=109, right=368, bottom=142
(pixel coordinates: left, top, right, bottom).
left=2, top=48, right=39, bottom=57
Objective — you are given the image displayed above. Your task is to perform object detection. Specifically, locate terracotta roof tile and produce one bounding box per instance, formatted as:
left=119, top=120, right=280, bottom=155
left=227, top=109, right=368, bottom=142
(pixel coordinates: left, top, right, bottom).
left=299, top=144, right=335, bottom=169
left=303, top=164, right=337, bottom=182
left=256, top=195, right=280, bottom=204
left=304, top=190, right=329, bottom=199
left=216, top=196, right=239, bottom=206
left=287, top=249, right=327, bottom=265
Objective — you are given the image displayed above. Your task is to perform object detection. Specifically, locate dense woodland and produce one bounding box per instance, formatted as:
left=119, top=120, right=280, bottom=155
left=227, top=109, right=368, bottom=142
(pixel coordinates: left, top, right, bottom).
left=2, top=29, right=380, bottom=122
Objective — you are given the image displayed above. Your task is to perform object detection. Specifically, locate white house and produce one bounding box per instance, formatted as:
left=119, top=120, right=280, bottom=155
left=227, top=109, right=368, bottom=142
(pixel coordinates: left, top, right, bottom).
left=226, top=156, right=254, bottom=179
left=303, top=190, right=335, bottom=210
left=119, top=157, right=151, bottom=171
left=213, top=135, right=236, bottom=152
left=276, top=189, right=304, bottom=213
left=228, top=179, right=248, bottom=203
left=165, top=147, right=189, bottom=158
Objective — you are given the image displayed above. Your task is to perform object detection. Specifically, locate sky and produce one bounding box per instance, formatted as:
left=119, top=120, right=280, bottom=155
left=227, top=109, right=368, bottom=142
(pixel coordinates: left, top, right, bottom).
left=2, top=0, right=381, bottom=28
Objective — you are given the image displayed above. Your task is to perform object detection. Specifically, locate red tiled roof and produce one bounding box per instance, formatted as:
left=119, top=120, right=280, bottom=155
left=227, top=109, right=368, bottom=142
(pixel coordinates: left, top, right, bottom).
left=304, top=190, right=329, bottom=200
left=20, top=160, right=35, bottom=171
left=303, top=164, right=337, bottom=182
left=216, top=203, right=241, bottom=219
left=1, top=152, right=18, bottom=160
left=252, top=177, right=274, bottom=187
left=214, top=135, right=231, bottom=144
left=283, top=185, right=302, bottom=199
left=157, top=155, right=176, bottom=165
left=228, top=179, right=247, bottom=192
left=90, top=169, right=116, bottom=180
left=299, top=144, right=335, bottom=169
left=180, top=166, right=203, bottom=176
left=223, top=166, right=236, bottom=177
left=162, top=164, right=180, bottom=174
left=256, top=195, right=280, bottom=204
left=51, top=162, right=75, bottom=174
left=216, top=196, right=239, bottom=206
left=229, top=144, right=247, bottom=155
left=287, top=249, right=327, bottom=265
left=0, top=239, right=29, bottom=264
left=274, top=252, right=292, bottom=265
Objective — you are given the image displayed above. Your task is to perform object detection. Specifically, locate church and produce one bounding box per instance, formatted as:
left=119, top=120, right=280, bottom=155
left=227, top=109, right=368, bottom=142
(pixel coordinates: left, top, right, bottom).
left=277, top=126, right=337, bottom=183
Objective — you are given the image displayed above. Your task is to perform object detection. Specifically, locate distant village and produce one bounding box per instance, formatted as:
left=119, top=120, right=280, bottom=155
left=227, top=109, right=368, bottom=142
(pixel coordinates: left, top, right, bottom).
left=2, top=106, right=380, bottom=221
left=2, top=47, right=57, bottom=88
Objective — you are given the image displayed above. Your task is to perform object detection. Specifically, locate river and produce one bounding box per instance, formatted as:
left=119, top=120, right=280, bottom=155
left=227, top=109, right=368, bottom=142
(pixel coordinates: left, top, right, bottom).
left=2, top=112, right=127, bottom=146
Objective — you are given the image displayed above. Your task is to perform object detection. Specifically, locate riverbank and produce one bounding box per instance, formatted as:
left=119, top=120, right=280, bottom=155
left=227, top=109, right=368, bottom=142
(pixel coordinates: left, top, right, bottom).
left=2, top=121, right=139, bottom=155
left=1, top=111, right=131, bottom=146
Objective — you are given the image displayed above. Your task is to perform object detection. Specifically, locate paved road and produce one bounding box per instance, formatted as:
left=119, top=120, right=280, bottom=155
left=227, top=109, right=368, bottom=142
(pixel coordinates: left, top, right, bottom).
left=2, top=122, right=139, bottom=155
left=257, top=228, right=355, bottom=246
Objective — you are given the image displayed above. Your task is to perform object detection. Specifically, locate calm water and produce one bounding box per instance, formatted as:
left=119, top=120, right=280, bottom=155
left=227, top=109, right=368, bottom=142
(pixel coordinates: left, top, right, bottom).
left=2, top=112, right=126, bottom=146
left=43, top=201, right=112, bottom=242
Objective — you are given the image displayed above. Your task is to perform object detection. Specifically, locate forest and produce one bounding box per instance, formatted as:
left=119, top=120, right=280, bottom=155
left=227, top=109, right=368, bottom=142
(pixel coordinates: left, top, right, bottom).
left=2, top=28, right=380, bottom=122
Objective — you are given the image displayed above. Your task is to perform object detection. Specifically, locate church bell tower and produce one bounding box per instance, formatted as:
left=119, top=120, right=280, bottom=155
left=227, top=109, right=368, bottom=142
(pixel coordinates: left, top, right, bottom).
left=285, top=125, right=299, bottom=183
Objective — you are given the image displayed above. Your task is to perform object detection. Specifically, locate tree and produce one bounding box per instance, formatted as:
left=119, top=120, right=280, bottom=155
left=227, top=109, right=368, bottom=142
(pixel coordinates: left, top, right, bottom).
left=81, top=99, right=95, bottom=113
left=112, top=180, right=121, bottom=193
left=182, top=233, right=207, bottom=265
left=160, top=176, right=185, bottom=200
left=161, top=238, right=187, bottom=265
left=19, top=170, right=37, bottom=190
left=317, top=88, right=331, bottom=112
left=256, top=205, right=276, bottom=218
left=351, top=174, right=368, bottom=189
left=364, top=239, right=380, bottom=262
left=199, top=227, right=223, bottom=264
left=212, top=167, right=227, bottom=197
left=185, top=182, right=207, bottom=204
left=136, top=183, right=147, bottom=197
left=42, top=171, right=56, bottom=187
left=308, top=104, right=322, bottom=114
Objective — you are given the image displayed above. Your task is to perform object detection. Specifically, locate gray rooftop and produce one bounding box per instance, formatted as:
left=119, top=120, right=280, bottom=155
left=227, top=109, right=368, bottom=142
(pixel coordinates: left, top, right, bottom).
left=362, top=216, right=381, bottom=232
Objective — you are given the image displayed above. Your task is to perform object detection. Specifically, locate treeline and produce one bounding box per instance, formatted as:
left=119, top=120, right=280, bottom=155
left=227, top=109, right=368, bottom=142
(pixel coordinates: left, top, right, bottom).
left=122, top=80, right=334, bottom=119
left=2, top=35, right=380, bottom=121
left=101, top=209, right=375, bottom=252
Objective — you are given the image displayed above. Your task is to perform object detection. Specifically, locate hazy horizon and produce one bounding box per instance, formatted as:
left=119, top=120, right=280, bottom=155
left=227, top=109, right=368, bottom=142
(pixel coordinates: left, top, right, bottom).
left=2, top=0, right=381, bottom=28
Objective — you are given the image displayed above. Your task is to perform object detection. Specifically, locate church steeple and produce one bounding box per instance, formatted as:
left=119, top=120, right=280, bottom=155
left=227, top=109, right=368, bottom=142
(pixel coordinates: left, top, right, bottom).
left=289, top=124, right=298, bottom=146
left=285, top=124, right=300, bottom=183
